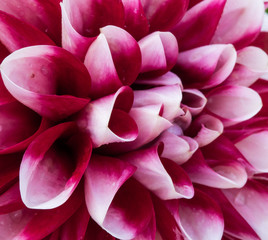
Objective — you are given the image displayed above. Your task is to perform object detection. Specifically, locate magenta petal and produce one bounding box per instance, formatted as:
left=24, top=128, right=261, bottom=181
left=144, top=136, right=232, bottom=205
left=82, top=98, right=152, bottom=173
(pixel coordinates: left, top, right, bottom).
left=20, top=122, right=92, bottom=209
left=119, top=144, right=194, bottom=200
left=174, top=44, right=236, bottom=89
left=182, top=150, right=247, bottom=189
left=0, top=0, right=61, bottom=44
left=138, top=31, right=178, bottom=77
left=211, top=0, right=264, bottom=49
left=0, top=10, right=55, bottom=53
left=76, top=86, right=138, bottom=148
left=140, top=0, right=189, bottom=31
left=84, top=26, right=141, bottom=98
left=1, top=45, right=91, bottom=121
left=206, top=85, right=262, bottom=126
left=171, top=0, right=226, bottom=51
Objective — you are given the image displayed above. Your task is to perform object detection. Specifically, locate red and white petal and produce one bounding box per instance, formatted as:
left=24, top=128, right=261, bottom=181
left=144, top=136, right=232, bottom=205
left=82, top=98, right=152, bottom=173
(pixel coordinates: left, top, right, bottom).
left=206, top=86, right=262, bottom=126
left=211, top=0, right=264, bottom=49
left=1, top=45, right=91, bottom=121
left=119, top=144, right=194, bottom=200
left=20, top=122, right=92, bottom=209
left=174, top=44, right=236, bottom=89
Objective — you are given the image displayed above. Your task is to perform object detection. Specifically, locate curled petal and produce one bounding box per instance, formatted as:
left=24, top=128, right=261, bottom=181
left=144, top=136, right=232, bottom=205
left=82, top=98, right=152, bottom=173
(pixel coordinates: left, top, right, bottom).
left=133, top=84, right=182, bottom=121
left=224, top=46, right=268, bottom=86
left=211, top=0, right=264, bottom=49
left=139, top=31, right=178, bottom=77
left=206, top=86, right=262, bottom=126
left=140, top=0, right=189, bottom=31
left=182, top=150, right=248, bottom=189
left=20, top=122, right=92, bottom=209
left=174, top=107, right=192, bottom=130
left=171, top=0, right=226, bottom=51
left=84, top=26, right=141, bottom=98
left=174, top=44, right=237, bottom=89
left=223, top=180, right=268, bottom=240
left=76, top=86, right=138, bottom=148
left=0, top=0, right=61, bottom=44
left=181, top=89, right=207, bottom=116
left=0, top=10, right=55, bottom=53
left=119, top=144, right=194, bottom=200
left=1, top=45, right=91, bottom=121
left=121, top=0, right=149, bottom=40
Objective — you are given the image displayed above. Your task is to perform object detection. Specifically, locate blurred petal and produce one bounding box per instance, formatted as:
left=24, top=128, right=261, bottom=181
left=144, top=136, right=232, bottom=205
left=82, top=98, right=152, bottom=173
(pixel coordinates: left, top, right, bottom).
left=20, top=122, right=92, bottom=209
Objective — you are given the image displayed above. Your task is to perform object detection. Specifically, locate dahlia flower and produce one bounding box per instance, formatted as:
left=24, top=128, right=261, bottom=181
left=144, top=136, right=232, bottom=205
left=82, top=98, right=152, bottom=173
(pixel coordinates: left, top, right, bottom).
left=0, top=0, right=268, bottom=239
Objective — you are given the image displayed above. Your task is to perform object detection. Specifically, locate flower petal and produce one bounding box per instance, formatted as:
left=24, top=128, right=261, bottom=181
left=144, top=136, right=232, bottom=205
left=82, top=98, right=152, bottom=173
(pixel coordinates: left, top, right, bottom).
left=20, top=122, right=92, bottom=209
left=1, top=45, right=91, bottom=121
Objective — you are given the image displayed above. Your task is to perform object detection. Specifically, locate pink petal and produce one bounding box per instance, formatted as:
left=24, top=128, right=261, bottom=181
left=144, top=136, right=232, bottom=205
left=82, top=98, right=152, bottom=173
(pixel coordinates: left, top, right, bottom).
left=251, top=80, right=268, bottom=117
left=224, top=46, right=268, bottom=86
left=76, top=86, right=138, bottom=148
left=133, top=85, right=182, bottom=121
left=140, top=0, right=189, bottom=31
left=181, top=89, right=207, bottom=116
left=174, top=107, right=192, bottom=130
left=206, top=85, right=262, bottom=126
left=186, top=114, right=224, bottom=147
left=121, top=0, right=149, bottom=40
left=182, top=149, right=248, bottom=189
left=20, top=122, right=92, bottom=209
left=84, top=26, right=141, bottom=98
left=211, top=0, right=264, bottom=49
left=0, top=0, right=61, bottom=45
left=223, top=180, right=268, bottom=240
left=119, top=144, right=194, bottom=200
left=138, top=31, right=178, bottom=77
left=0, top=10, right=55, bottom=53
left=171, top=0, right=227, bottom=51
left=174, top=44, right=236, bottom=89
left=1, top=45, right=91, bottom=121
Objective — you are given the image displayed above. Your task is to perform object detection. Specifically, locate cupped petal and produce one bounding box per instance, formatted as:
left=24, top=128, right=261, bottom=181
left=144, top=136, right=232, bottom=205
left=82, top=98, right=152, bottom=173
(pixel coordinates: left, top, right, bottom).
left=140, top=0, right=189, bottom=31
left=20, top=122, right=92, bottom=209
left=119, top=144, right=194, bottom=200
left=224, top=46, right=268, bottom=86
left=133, top=84, right=182, bottom=121
left=1, top=45, right=91, bottom=121
left=0, top=185, right=83, bottom=240
left=223, top=180, right=268, bottom=240
left=211, top=0, right=264, bottom=49
left=185, top=114, right=224, bottom=147
left=173, top=44, right=237, bottom=89
left=0, top=0, right=61, bottom=45
left=84, top=26, right=141, bottom=98
left=138, top=31, right=178, bottom=77
left=171, top=0, right=226, bottom=51
left=174, top=107, right=192, bottom=130
left=181, top=89, right=207, bottom=116
left=206, top=85, right=262, bottom=126
left=182, top=149, right=248, bottom=189
left=251, top=80, right=268, bottom=117
left=76, top=86, right=138, bottom=148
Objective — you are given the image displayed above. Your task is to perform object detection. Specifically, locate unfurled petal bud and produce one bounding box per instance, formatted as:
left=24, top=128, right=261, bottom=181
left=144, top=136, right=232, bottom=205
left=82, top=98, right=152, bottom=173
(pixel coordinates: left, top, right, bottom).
left=139, top=31, right=178, bottom=77
left=186, top=114, right=224, bottom=147
left=0, top=0, right=61, bottom=45
left=84, top=154, right=154, bottom=239
left=174, top=44, right=236, bottom=89
left=20, top=122, right=92, bottom=209
left=224, top=46, right=268, bottom=86
left=84, top=26, right=141, bottom=98
left=76, top=86, right=138, bottom=148
left=181, top=89, right=207, bottom=116
left=119, top=144, right=194, bottom=200
left=171, top=0, right=226, bottom=51
left=140, top=0, right=189, bottom=32
left=206, top=85, right=262, bottom=126
left=182, top=150, right=248, bottom=189
left=1, top=45, right=91, bottom=121
left=211, top=0, right=264, bottom=49
left=133, top=84, right=182, bottom=121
